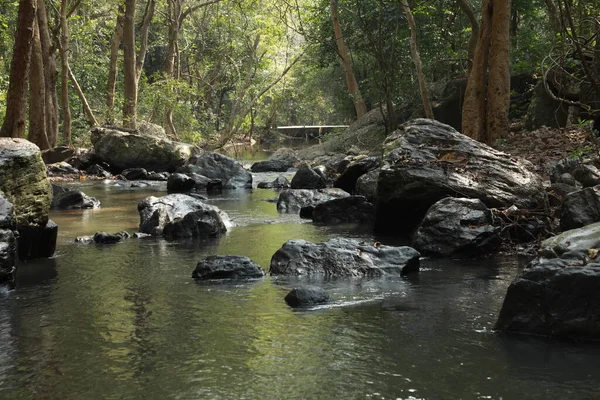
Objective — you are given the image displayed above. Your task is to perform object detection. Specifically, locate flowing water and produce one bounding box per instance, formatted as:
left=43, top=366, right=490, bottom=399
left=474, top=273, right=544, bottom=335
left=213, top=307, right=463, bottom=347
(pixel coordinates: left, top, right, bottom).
left=1, top=169, right=600, bottom=399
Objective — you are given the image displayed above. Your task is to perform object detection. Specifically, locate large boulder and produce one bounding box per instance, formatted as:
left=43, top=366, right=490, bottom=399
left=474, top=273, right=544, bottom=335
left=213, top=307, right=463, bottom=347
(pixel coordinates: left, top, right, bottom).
left=0, top=138, right=56, bottom=260
left=334, top=156, right=381, bottom=194
left=51, top=185, right=100, bottom=210
left=412, top=197, right=500, bottom=257
left=250, top=160, right=293, bottom=172
left=192, top=256, right=265, bottom=280
left=284, top=287, right=330, bottom=308
left=310, top=196, right=375, bottom=225
left=375, top=119, right=547, bottom=234
left=0, top=193, right=16, bottom=286
left=178, top=152, right=252, bottom=189
left=276, top=188, right=350, bottom=212
left=267, top=148, right=301, bottom=164
left=559, top=186, right=600, bottom=231
left=290, top=165, right=327, bottom=189
left=138, top=193, right=230, bottom=238
left=270, top=238, right=420, bottom=277
left=525, top=81, right=569, bottom=130
left=495, top=255, right=600, bottom=341
left=91, top=127, right=197, bottom=172
left=355, top=169, right=379, bottom=201
left=41, top=146, right=75, bottom=164
left=541, top=221, right=600, bottom=256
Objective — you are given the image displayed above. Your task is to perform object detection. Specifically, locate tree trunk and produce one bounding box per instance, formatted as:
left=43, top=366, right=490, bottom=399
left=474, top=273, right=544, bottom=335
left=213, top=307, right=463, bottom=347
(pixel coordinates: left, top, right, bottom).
left=486, top=0, right=511, bottom=143
left=106, top=6, right=124, bottom=124
left=60, top=0, right=72, bottom=146
left=400, top=0, right=434, bottom=119
left=37, top=0, right=58, bottom=147
left=457, top=0, right=480, bottom=76
left=68, top=66, right=98, bottom=127
left=122, top=0, right=137, bottom=129
left=136, top=0, right=155, bottom=82
left=0, top=0, right=37, bottom=138
left=163, top=0, right=182, bottom=138
left=330, top=0, right=367, bottom=119
left=28, top=16, right=51, bottom=150
left=462, top=0, right=493, bottom=142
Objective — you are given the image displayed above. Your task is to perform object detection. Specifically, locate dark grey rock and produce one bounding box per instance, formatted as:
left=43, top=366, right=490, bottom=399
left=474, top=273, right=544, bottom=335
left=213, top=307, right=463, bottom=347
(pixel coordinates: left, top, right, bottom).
left=290, top=165, right=327, bottom=189
left=525, top=81, right=568, bottom=130
left=412, top=197, right=500, bottom=257
left=267, top=148, right=301, bottom=163
left=257, top=176, right=290, bottom=189
left=178, top=152, right=252, bottom=189
left=270, top=238, right=420, bottom=277
left=163, top=209, right=228, bottom=239
left=167, top=173, right=196, bottom=193
left=93, top=232, right=123, bottom=244
left=284, top=287, right=330, bottom=308
left=277, top=189, right=350, bottom=213
left=250, top=160, right=293, bottom=172
left=121, top=168, right=149, bottom=180
left=138, top=193, right=230, bottom=237
left=47, top=162, right=79, bottom=175
left=572, top=164, right=600, bottom=188
left=17, top=220, right=58, bottom=260
left=147, top=171, right=170, bottom=181
left=0, top=229, right=17, bottom=286
left=334, top=156, right=380, bottom=194
left=560, top=186, right=600, bottom=231
left=41, top=146, right=75, bottom=164
left=355, top=169, right=379, bottom=202
left=51, top=185, right=101, bottom=210
left=86, top=164, right=112, bottom=178
left=375, top=119, right=546, bottom=234
left=311, top=196, right=375, bottom=225
left=0, top=193, right=15, bottom=230
left=192, top=256, right=265, bottom=280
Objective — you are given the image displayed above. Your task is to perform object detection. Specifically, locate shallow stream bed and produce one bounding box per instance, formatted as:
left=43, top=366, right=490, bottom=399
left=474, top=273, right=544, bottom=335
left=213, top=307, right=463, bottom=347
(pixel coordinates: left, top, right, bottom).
left=1, top=175, right=600, bottom=399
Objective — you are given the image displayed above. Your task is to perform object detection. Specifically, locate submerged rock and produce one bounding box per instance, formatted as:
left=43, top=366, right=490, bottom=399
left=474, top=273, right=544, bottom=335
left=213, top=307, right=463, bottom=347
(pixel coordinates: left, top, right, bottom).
left=192, top=256, right=265, bottom=280
left=276, top=188, right=349, bottom=212
left=138, top=193, right=230, bottom=238
left=270, top=238, right=420, bottom=277
left=284, top=287, right=330, bottom=308
left=412, top=197, right=500, bottom=257
left=375, top=119, right=546, bottom=234
left=178, top=152, right=252, bottom=189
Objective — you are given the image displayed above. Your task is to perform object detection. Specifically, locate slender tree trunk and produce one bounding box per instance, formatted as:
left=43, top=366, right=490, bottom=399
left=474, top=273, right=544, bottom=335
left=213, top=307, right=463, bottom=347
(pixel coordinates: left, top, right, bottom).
left=0, top=0, right=37, bottom=138
left=28, top=17, right=51, bottom=150
left=400, top=0, right=434, bottom=119
left=486, top=0, right=511, bottom=143
left=122, top=0, right=137, bottom=129
left=136, top=0, right=155, bottom=82
left=68, top=66, right=98, bottom=127
left=106, top=6, right=124, bottom=124
left=60, top=0, right=72, bottom=146
left=330, top=0, right=367, bottom=119
left=163, top=0, right=182, bottom=138
left=462, top=0, right=493, bottom=141
left=457, top=0, right=480, bottom=76
left=37, top=0, right=58, bottom=146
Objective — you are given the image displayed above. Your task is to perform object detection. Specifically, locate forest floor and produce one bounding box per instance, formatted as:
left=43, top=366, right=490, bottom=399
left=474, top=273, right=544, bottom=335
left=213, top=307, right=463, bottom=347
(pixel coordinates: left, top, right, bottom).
left=493, top=122, right=596, bottom=180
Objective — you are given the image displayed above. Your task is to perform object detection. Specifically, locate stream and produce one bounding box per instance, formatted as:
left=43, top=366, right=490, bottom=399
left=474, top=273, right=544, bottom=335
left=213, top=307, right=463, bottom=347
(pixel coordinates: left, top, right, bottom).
left=1, top=156, right=600, bottom=399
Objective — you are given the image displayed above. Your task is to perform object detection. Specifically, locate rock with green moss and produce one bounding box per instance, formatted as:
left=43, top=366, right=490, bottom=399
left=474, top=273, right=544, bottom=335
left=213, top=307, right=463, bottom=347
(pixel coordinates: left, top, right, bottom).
left=91, top=127, right=199, bottom=172
left=0, top=138, right=52, bottom=227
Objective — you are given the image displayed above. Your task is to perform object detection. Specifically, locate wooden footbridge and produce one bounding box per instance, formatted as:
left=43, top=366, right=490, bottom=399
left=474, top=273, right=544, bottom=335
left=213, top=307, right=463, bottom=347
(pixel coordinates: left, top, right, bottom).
left=276, top=125, right=349, bottom=140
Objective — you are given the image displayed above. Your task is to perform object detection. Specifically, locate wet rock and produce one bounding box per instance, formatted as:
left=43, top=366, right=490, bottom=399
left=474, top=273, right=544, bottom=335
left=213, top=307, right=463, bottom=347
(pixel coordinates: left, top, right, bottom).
left=311, top=196, right=375, bottom=225
left=412, top=197, right=500, bottom=257
left=334, top=156, right=381, bottom=194
left=0, top=193, right=15, bottom=230
left=270, top=238, right=420, bottom=277
left=355, top=169, right=379, bottom=202
left=167, top=173, right=196, bottom=193
left=495, top=256, right=600, bottom=341
left=17, top=220, right=58, bottom=260
left=138, top=193, right=230, bottom=237
left=121, top=168, right=149, bottom=180
left=284, top=287, right=330, bottom=308
left=86, top=164, right=112, bottom=178
left=250, top=160, right=293, bottom=172
left=192, top=256, right=265, bottom=280
left=51, top=185, right=100, bottom=210
left=375, top=119, right=546, bottom=234
left=560, top=186, right=600, bottom=231
left=299, top=205, right=315, bottom=219
left=257, top=176, right=290, bottom=189
left=93, top=232, right=123, bottom=244
left=147, top=171, right=170, bottom=181
left=267, top=147, right=301, bottom=164
left=290, top=165, right=327, bottom=189
left=276, top=188, right=350, bottom=212
left=0, top=229, right=17, bottom=286
left=178, top=152, right=252, bottom=189
left=572, top=164, right=600, bottom=188
left=133, top=232, right=151, bottom=238
left=47, top=162, right=79, bottom=175
left=91, top=127, right=197, bottom=172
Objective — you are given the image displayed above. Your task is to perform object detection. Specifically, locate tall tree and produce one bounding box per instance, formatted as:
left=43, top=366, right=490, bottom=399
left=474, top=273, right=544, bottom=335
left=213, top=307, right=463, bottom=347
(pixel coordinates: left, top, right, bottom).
left=400, top=0, right=433, bottom=119
left=457, top=0, right=480, bottom=75
left=106, top=6, right=124, bottom=124
left=462, top=0, right=511, bottom=143
left=37, top=0, right=58, bottom=147
left=28, top=15, right=51, bottom=149
left=0, top=0, right=37, bottom=138
left=60, top=0, right=72, bottom=146
left=122, top=0, right=138, bottom=128
left=330, top=0, right=367, bottom=119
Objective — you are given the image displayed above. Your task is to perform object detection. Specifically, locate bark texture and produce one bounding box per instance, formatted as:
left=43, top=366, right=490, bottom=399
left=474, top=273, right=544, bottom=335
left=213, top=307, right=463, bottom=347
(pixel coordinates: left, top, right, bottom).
left=122, top=0, right=138, bottom=129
